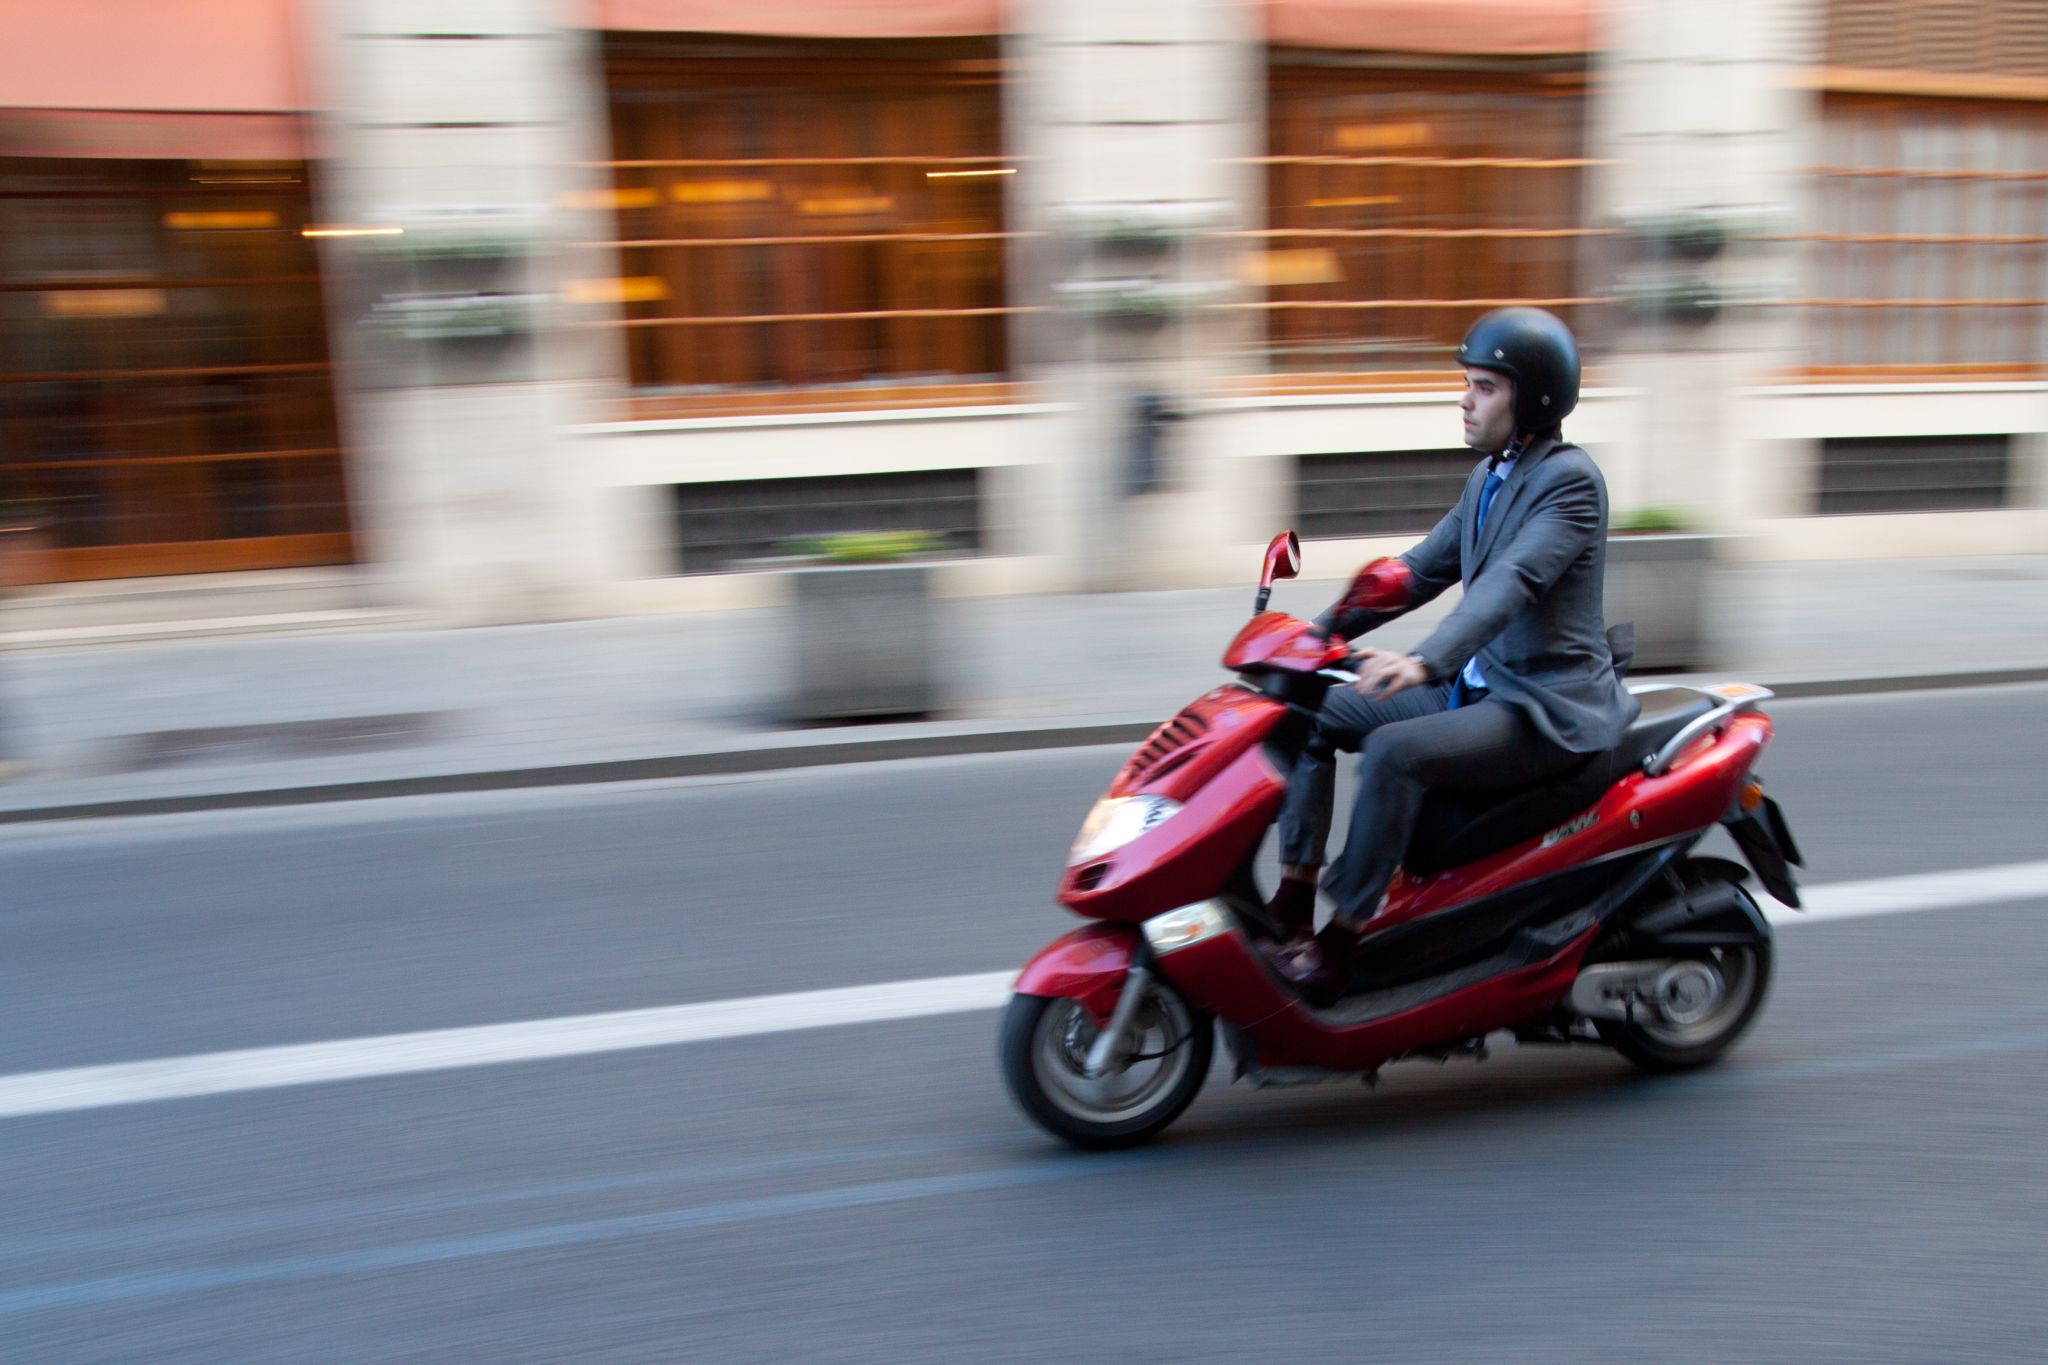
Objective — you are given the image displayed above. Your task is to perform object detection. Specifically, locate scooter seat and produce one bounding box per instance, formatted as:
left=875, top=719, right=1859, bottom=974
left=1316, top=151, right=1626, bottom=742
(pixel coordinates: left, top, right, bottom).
left=1609, top=686, right=1725, bottom=772
left=1403, top=687, right=1724, bottom=878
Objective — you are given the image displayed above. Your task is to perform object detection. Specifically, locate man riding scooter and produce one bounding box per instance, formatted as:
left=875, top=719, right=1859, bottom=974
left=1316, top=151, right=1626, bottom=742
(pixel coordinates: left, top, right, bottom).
left=1266, top=307, right=1640, bottom=1001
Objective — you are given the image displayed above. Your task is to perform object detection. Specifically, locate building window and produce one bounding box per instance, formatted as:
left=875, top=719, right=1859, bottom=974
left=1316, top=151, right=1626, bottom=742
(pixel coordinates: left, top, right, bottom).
left=0, top=156, right=350, bottom=580
left=597, top=35, right=1012, bottom=412
left=1801, top=93, right=2048, bottom=375
left=1253, top=59, right=1594, bottom=382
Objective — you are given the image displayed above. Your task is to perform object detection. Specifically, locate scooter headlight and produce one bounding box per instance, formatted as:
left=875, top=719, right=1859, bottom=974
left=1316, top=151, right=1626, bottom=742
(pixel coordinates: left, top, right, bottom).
left=1068, top=795, right=1183, bottom=865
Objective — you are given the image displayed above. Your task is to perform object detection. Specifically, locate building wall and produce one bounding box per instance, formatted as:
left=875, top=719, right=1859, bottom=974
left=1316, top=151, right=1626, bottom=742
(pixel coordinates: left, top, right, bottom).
left=8, top=2, right=2043, bottom=608
left=571, top=372, right=2048, bottom=615
left=303, top=0, right=628, bottom=621
left=560, top=7, right=2046, bottom=614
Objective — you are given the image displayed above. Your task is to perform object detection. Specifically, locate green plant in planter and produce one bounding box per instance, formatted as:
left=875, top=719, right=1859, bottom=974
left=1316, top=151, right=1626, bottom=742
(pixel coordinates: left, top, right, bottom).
left=1612, top=506, right=1695, bottom=535
left=781, top=531, right=951, bottom=564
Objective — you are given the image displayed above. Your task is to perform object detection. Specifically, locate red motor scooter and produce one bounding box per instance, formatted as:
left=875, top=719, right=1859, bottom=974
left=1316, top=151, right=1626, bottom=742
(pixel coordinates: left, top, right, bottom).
left=1001, top=532, right=1804, bottom=1148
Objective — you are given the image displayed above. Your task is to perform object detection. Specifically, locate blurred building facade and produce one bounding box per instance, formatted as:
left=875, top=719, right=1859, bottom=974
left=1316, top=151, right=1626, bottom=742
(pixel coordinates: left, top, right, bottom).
left=3, top=0, right=2046, bottom=617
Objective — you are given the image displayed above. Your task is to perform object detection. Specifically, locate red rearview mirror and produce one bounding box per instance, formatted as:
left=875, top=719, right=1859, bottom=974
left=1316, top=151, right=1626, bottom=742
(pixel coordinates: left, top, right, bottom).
left=1261, top=531, right=1301, bottom=587
left=1254, top=531, right=1301, bottom=614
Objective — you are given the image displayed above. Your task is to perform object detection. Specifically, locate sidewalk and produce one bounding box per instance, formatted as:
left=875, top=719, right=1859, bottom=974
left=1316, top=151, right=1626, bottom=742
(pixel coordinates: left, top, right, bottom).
left=2, top=555, right=2046, bottom=822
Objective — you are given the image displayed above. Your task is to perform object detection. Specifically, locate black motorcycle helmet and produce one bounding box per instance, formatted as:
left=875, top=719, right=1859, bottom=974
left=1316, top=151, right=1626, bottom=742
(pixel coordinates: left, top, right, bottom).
left=1456, top=307, right=1580, bottom=434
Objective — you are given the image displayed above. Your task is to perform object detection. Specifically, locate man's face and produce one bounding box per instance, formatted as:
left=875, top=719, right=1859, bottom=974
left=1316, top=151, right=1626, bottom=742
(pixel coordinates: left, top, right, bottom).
left=1460, top=366, right=1515, bottom=454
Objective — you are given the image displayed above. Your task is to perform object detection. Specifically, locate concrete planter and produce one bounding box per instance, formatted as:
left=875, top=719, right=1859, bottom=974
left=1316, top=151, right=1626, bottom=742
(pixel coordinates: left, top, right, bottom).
left=785, top=562, right=939, bottom=722
left=1605, top=532, right=1723, bottom=672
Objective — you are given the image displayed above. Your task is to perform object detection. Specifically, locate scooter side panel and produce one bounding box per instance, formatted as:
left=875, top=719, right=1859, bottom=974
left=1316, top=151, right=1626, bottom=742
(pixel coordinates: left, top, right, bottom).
left=1013, top=922, right=1141, bottom=1024
left=1365, top=715, right=1773, bottom=935
left=1156, top=923, right=1596, bottom=1072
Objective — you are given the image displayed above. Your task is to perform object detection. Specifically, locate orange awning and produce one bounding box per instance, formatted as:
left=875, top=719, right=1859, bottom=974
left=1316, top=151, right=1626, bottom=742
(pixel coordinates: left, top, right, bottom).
left=1269, top=0, right=1595, bottom=54
left=596, top=0, right=1004, bottom=37
left=0, top=0, right=308, bottom=158
left=594, top=0, right=1596, bottom=53
left=0, top=110, right=305, bottom=160
left=0, top=0, right=1595, bottom=163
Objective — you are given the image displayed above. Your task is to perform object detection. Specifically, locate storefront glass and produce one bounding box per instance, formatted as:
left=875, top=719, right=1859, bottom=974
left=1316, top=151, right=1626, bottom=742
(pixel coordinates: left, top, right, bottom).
left=0, top=156, right=351, bottom=579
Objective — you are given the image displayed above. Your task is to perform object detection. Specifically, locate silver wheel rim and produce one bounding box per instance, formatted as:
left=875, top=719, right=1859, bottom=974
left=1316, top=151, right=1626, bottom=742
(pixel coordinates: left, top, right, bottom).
left=1031, top=991, right=1195, bottom=1126
left=1637, top=948, right=1759, bottom=1049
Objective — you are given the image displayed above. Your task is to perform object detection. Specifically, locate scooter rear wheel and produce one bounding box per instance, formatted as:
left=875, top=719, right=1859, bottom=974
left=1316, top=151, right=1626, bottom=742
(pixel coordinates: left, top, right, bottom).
left=1601, top=942, right=1773, bottom=1073
left=1000, top=985, right=1213, bottom=1150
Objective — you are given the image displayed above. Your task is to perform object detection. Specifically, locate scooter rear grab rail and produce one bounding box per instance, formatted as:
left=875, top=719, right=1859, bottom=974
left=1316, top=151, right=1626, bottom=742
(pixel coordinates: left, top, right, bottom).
left=1639, top=682, right=1775, bottom=777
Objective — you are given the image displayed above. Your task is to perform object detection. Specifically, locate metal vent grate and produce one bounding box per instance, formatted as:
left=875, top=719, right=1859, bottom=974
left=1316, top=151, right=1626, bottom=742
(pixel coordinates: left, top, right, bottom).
left=1816, top=435, right=2013, bottom=516
left=1125, top=710, right=1213, bottom=787
left=1294, top=450, right=1475, bottom=541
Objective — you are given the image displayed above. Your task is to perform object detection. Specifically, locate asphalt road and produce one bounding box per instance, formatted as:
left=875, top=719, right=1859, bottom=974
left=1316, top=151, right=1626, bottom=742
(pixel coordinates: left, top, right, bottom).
left=4, top=684, right=2048, bottom=1362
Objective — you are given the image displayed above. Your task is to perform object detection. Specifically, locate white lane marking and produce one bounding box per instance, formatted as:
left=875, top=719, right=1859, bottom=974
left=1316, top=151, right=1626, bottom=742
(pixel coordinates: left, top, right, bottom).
left=4, top=859, right=2047, bottom=1122
left=1773, top=858, right=2048, bottom=924
left=0, top=973, right=1014, bottom=1122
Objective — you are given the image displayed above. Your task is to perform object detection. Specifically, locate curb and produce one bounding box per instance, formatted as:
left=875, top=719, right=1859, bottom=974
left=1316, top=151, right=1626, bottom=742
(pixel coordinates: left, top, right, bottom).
left=0, top=722, right=1159, bottom=826
left=2, top=666, right=2044, bottom=826
left=1759, top=667, right=2048, bottom=699
left=0, top=610, right=420, bottom=652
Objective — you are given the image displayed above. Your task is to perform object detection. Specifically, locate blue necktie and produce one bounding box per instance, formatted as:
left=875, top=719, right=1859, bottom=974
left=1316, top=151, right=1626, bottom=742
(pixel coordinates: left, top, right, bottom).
left=1475, top=467, right=1505, bottom=533
left=1448, top=467, right=1508, bottom=709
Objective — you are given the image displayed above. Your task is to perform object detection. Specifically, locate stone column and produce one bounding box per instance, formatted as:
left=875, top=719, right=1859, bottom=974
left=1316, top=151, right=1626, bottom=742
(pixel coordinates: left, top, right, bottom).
left=1006, top=0, right=1270, bottom=590
left=303, top=0, right=628, bottom=621
left=1591, top=0, right=1821, bottom=527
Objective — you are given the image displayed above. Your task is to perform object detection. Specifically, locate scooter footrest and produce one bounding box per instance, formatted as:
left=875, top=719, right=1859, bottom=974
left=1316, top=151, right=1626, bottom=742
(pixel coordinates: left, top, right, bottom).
left=1317, top=909, right=1595, bottom=1027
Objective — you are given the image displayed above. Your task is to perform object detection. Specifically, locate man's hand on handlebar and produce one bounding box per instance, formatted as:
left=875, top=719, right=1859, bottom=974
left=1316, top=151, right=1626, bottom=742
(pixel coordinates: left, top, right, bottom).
left=1350, top=648, right=1428, bottom=701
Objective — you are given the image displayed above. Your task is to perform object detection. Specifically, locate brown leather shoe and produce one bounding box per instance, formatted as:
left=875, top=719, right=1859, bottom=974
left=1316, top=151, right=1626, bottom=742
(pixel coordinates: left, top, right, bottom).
left=1263, top=876, right=1319, bottom=941
left=1262, top=920, right=1362, bottom=1007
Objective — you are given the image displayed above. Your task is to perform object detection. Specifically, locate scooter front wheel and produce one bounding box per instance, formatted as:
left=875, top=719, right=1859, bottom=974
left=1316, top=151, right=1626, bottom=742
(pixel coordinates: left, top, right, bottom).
left=1000, top=982, right=1213, bottom=1150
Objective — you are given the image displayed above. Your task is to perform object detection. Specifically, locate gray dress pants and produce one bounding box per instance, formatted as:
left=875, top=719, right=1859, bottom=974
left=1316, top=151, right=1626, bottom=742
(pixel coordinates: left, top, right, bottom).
left=1276, top=681, right=1581, bottom=921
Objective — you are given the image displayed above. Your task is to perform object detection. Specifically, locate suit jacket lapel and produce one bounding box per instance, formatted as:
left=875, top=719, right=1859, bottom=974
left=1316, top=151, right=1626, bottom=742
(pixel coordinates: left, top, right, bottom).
left=1472, top=435, right=1559, bottom=570
left=1458, top=461, right=1489, bottom=569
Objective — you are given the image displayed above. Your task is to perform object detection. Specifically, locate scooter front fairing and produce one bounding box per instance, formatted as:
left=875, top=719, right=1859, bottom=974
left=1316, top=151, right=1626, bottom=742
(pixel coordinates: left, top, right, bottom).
left=1057, top=682, right=1296, bottom=923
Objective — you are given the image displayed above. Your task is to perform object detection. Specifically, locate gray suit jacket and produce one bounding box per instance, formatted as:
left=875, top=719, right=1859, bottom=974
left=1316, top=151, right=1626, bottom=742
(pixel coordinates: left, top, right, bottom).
left=1327, top=435, right=1639, bottom=754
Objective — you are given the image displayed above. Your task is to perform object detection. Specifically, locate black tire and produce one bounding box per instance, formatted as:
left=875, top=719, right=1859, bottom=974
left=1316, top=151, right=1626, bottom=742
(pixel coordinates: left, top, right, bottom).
left=1000, top=986, right=1213, bottom=1150
left=1603, top=940, right=1774, bottom=1073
